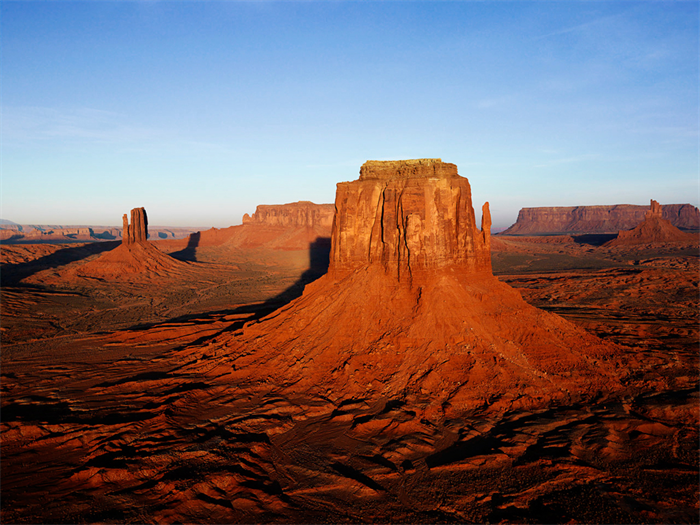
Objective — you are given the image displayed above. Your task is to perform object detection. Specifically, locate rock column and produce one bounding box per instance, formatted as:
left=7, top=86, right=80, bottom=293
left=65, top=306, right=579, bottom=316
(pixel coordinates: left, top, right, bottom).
left=122, top=207, right=148, bottom=245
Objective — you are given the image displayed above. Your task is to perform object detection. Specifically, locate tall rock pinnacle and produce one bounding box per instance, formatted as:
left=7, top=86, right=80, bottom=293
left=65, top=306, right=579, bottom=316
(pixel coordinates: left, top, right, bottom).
left=122, top=207, right=148, bottom=245
left=645, top=199, right=662, bottom=219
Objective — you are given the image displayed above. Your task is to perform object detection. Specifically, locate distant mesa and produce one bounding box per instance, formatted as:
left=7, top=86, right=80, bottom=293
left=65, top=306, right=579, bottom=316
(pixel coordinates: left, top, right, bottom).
left=605, top=200, right=698, bottom=247
left=241, top=201, right=334, bottom=229
left=218, top=159, right=628, bottom=416
left=502, top=203, right=700, bottom=235
left=163, top=201, right=335, bottom=257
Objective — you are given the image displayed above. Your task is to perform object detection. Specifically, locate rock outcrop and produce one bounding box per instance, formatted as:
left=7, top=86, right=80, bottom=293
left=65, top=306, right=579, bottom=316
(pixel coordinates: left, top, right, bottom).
left=218, top=160, right=629, bottom=417
left=122, top=207, right=148, bottom=245
left=605, top=200, right=697, bottom=247
left=164, top=202, right=334, bottom=256
left=502, top=203, right=700, bottom=235
left=330, top=159, right=491, bottom=279
left=46, top=208, right=187, bottom=282
left=242, top=201, right=334, bottom=229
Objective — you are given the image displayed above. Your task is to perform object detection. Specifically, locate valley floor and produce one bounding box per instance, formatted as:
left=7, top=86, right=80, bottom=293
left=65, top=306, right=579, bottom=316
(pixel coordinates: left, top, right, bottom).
left=1, top=237, right=698, bottom=523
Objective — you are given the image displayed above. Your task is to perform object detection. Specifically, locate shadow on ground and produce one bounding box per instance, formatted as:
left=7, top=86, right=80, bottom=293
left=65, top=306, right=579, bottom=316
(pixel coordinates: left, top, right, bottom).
left=169, top=232, right=201, bottom=262
left=1, top=241, right=121, bottom=286
left=126, top=237, right=331, bottom=338
left=572, top=233, right=618, bottom=246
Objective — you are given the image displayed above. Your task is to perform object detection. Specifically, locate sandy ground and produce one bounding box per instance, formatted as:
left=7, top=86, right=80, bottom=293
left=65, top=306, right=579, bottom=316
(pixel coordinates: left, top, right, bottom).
left=1, top=236, right=698, bottom=523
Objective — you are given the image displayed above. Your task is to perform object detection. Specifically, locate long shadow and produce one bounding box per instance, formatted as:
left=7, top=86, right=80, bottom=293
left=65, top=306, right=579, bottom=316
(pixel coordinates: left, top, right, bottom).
left=572, top=233, right=618, bottom=246
left=170, top=231, right=201, bottom=262
left=258, top=237, right=331, bottom=307
left=126, top=237, right=331, bottom=337
left=1, top=241, right=121, bottom=286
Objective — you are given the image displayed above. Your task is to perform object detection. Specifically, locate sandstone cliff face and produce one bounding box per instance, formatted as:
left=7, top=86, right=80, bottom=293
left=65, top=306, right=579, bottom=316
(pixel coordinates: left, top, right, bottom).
left=122, top=207, right=148, bottom=245
left=503, top=203, right=700, bottom=235
left=242, top=201, right=334, bottom=229
left=330, top=159, right=491, bottom=279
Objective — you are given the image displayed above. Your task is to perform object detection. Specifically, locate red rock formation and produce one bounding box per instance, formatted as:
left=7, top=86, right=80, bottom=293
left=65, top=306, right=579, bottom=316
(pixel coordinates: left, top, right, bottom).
left=502, top=203, right=700, bottom=235
left=122, top=207, right=148, bottom=245
left=606, top=200, right=697, bottom=246
left=330, top=159, right=491, bottom=280
left=160, top=202, right=334, bottom=254
left=646, top=199, right=662, bottom=219
left=49, top=208, right=186, bottom=281
left=219, top=160, right=628, bottom=416
left=243, top=201, right=334, bottom=228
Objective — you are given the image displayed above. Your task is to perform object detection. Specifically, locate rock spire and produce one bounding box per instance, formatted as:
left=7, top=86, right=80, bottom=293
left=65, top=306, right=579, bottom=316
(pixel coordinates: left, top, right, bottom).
left=122, top=207, right=148, bottom=245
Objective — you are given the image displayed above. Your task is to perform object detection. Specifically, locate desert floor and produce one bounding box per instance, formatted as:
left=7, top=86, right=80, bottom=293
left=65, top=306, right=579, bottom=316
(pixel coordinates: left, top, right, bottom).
left=1, top=235, right=698, bottom=523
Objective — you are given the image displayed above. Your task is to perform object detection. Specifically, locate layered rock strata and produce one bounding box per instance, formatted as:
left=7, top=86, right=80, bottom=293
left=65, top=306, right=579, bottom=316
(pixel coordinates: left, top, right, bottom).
left=219, top=160, right=628, bottom=416
left=503, top=203, right=699, bottom=235
left=122, top=207, right=148, bottom=245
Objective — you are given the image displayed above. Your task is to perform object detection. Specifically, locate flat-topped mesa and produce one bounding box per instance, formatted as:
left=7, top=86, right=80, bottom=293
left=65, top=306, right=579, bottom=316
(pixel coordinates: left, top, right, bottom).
left=330, top=159, right=491, bottom=279
left=122, top=207, right=148, bottom=245
left=503, top=203, right=700, bottom=235
left=359, top=158, right=459, bottom=181
left=241, top=201, right=334, bottom=228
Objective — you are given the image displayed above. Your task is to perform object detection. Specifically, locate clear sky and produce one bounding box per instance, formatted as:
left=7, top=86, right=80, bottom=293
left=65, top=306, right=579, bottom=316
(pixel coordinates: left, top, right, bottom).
left=2, top=0, right=698, bottom=229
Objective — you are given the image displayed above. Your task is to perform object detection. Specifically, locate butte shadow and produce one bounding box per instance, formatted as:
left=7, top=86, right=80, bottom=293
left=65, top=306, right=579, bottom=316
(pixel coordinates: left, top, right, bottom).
left=208, top=159, right=636, bottom=418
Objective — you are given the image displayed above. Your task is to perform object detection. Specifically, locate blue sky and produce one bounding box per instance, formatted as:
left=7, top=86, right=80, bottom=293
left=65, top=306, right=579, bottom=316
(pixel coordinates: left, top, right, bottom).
left=2, top=1, right=698, bottom=228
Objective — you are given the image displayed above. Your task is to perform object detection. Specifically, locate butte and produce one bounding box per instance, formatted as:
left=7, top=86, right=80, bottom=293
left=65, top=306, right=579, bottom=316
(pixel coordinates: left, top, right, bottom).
left=606, top=199, right=698, bottom=246
left=210, top=159, right=631, bottom=417
left=58, top=207, right=187, bottom=281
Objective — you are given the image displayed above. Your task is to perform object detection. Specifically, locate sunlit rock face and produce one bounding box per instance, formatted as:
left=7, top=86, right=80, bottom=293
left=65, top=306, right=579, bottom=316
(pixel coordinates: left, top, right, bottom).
left=241, top=201, right=334, bottom=229
left=330, top=159, right=491, bottom=279
left=122, top=207, right=148, bottom=245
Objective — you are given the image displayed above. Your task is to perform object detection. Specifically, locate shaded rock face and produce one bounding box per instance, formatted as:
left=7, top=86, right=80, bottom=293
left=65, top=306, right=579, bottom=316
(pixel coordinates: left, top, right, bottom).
left=606, top=200, right=697, bottom=246
left=503, top=203, right=700, bottom=235
left=241, top=201, right=334, bottom=229
left=122, top=207, right=148, bottom=245
left=330, top=159, right=491, bottom=279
